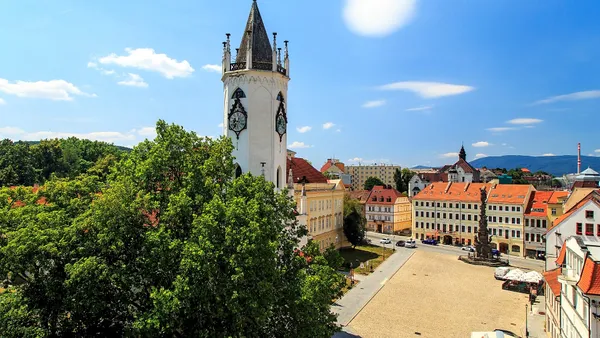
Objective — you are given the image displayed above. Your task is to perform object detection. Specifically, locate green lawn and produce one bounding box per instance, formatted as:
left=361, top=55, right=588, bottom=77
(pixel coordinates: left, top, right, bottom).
left=339, top=244, right=394, bottom=275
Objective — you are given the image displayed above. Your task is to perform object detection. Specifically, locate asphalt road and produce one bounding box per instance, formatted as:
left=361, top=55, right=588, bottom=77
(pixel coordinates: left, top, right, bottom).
left=365, top=231, right=545, bottom=271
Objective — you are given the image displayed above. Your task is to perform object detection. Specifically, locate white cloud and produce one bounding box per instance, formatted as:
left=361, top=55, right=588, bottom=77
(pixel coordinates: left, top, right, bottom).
left=201, top=64, right=221, bottom=73
left=322, top=122, right=335, bottom=130
left=0, top=127, right=24, bottom=135
left=0, top=78, right=95, bottom=101
left=533, top=90, right=600, bottom=105
left=362, top=100, right=386, bottom=108
left=347, top=157, right=364, bottom=163
left=474, top=153, right=488, bottom=159
left=217, top=123, right=224, bottom=128
left=136, top=127, right=157, bottom=138
left=472, top=141, right=490, bottom=148
left=336, top=128, right=342, bottom=133
left=542, top=153, right=555, bottom=157
left=0, top=98, right=5, bottom=105
left=440, top=152, right=459, bottom=159
left=21, top=131, right=136, bottom=143
left=343, top=0, right=417, bottom=37
left=378, top=81, right=475, bottom=98
left=594, top=149, right=600, bottom=153
left=501, top=143, right=508, bottom=146
left=98, top=48, right=194, bottom=79
left=87, top=62, right=98, bottom=68
left=487, top=127, right=517, bottom=132
left=507, top=118, right=543, bottom=125
left=101, top=69, right=115, bottom=75
left=288, top=141, right=312, bottom=149
left=117, top=73, right=148, bottom=88
left=296, top=126, right=312, bottom=133
left=406, top=105, right=433, bottom=111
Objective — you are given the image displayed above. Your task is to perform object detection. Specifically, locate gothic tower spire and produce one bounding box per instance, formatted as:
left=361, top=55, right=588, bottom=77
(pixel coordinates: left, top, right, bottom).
left=459, top=144, right=466, bottom=161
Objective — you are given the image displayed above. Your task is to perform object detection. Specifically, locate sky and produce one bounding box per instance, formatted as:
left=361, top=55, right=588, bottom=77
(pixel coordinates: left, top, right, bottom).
left=1, top=0, right=600, bottom=168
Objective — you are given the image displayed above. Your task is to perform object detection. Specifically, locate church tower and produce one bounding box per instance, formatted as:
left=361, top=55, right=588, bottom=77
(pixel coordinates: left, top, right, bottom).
left=221, top=0, right=290, bottom=189
left=459, top=144, right=467, bottom=161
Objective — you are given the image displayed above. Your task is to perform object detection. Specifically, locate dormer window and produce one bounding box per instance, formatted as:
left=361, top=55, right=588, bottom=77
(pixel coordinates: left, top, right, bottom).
left=372, top=197, right=377, bottom=201
left=586, top=210, right=594, bottom=219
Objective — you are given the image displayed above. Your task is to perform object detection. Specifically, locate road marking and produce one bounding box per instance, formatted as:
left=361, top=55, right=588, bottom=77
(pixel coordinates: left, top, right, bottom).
left=380, top=278, right=388, bottom=286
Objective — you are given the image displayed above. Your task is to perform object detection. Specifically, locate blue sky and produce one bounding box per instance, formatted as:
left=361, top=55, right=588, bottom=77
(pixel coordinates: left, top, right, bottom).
left=1, top=0, right=600, bottom=168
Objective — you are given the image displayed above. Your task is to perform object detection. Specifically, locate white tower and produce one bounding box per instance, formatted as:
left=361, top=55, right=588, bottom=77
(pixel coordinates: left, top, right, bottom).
left=222, top=0, right=290, bottom=189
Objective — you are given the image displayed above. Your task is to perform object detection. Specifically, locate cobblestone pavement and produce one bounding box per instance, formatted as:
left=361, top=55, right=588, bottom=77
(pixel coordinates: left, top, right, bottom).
left=346, top=250, right=530, bottom=338
left=527, top=293, right=547, bottom=338
left=331, top=248, right=416, bottom=327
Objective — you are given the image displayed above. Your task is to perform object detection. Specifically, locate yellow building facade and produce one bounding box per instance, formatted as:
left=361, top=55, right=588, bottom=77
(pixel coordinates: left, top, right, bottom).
left=294, top=179, right=347, bottom=251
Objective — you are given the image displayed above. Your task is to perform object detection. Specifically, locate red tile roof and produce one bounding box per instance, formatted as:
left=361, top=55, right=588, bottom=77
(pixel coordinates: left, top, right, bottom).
left=412, top=182, right=491, bottom=202
left=366, top=185, right=402, bottom=205
left=416, top=172, right=448, bottom=184
left=320, top=159, right=345, bottom=173
left=543, top=268, right=562, bottom=297
left=556, top=244, right=566, bottom=266
left=521, top=168, right=531, bottom=173
left=454, top=158, right=477, bottom=174
left=548, top=191, right=569, bottom=204
left=287, top=157, right=328, bottom=184
left=577, top=257, right=600, bottom=295
left=487, top=184, right=531, bottom=205
left=348, top=190, right=370, bottom=204
left=525, top=191, right=553, bottom=217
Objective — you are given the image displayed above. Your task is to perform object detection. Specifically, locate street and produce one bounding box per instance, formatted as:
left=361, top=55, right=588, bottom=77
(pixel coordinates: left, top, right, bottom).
left=365, top=231, right=545, bottom=272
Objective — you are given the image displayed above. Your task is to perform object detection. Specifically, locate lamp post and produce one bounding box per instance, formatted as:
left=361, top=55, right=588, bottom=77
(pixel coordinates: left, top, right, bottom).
left=525, top=304, right=529, bottom=337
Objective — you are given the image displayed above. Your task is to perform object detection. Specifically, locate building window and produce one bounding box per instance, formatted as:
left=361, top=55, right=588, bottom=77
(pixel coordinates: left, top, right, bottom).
left=443, top=213, right=447, bottom=219
left=449, top=224, right=453, bottom=232
left=499, top=229, right=503, bottom=236
left=462, top=214, right=465, bottom=220
left=516, top=231, right=520, bottom=238
left=512, top=206, right=516, bottom=212
left=597, top=224, right=600, bottom=236
left=468, top=204, right=472, bottom=210
left=474, top=204, right=478, bottom=210
left=462, top=204, right=465, bottom=209
left=525, top=233, right=530, bottom=241
left=505, top=217, right=509, bottom=224
left=468, top=226, right=472, bottom=233
left=437, top=202, right=440, bottom=207
left=551, top=208, right=557, bottom=216
left=517, top=207, right=521, bottom=212
left=462, top=226, right=465, bottom=232
left=536, top=234, right=541, bottom=242
left=493, top=228, right=497, bottom=235
left=511, top=230, right=515, bottom=238
left=576, top=223, right=582, bottom=235
left=542, top=220, right=546, bottom=228
left=232, top=88, right=246, bottom=98
left=474, top=215, right=478, bottom=221
left=511, top=218, right=515, bottom=224
left=437, top=212, right=440, bottom=218
left=586, top=210, right=594, bottom=218
left=499, top=206, right=503, bottom=211
left=468, top=215, right=472, bottom=221
left=516, top=218, right=520, bottom=225
left=449, top=203, right=453, bottom=208
left=443, top=203, right=447, bottom=208
left=586, top=223, right=594, bottom=236
left=449, top=214, right=453, bottom=220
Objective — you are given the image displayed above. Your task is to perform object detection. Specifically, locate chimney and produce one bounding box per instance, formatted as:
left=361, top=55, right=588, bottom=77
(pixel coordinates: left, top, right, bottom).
left=578, top=142, right=581, bottom=174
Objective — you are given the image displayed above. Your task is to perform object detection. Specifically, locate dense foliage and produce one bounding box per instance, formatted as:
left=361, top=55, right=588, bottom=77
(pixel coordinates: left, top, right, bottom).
left=363, top=176, right=385, bottom=191
left=393, top=168, right=415, bottom=193
left=343, top=194, right=366, bottom=248
left=0, top=138, right=125, bottom=187
left=0, top=121, right=343, bottom=337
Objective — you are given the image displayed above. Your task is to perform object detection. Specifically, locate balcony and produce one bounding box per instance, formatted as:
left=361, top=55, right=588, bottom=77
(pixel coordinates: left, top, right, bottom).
left=228, top=62, right=287, bottom=76
left=558, top=268, right=579, bottom=285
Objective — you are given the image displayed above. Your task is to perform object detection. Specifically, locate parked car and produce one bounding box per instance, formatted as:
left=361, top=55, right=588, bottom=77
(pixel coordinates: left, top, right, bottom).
left=404, top=239, right=417, bottom=248
left=396, top=240, right=406, bottom=247
left=379, top=238, right=392, bottom=244
left=421, top=238, right=438, bottom=245
left=461, top=245, right=475, bottom=252
left=536, top=253, right=546, bottom=260
left=491, top=248, right=501, bottom=257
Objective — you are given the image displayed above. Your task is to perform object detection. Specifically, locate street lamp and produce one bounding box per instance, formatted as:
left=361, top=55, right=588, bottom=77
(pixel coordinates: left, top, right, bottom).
left=525, top=304, right=529, bottom=337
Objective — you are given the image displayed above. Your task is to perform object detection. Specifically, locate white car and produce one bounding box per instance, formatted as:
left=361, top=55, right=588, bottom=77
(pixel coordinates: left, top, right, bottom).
left=379, top=238, right=392, bottom=244
left=404, top=239, right=417, bottom=248
left=461, top=245, right=476, bottom=252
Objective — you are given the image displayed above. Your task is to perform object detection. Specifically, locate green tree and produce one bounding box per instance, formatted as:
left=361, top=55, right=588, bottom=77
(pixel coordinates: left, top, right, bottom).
left=393, top=168, right=415, bottom=193
left=363, top=176, right=384, bottom=190
left=393, top=168, right=402, bottom=192
left=0, top=120, right=343, bottom=337
left=343, top=194, right=366, bottom=248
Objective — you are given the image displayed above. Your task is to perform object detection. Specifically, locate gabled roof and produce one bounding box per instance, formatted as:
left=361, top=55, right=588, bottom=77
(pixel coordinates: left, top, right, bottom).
left=286, top=157, right=328, bottom=184
left=551, top=193, right=600, bottom=231
left=413, top=182, right=491, bottom=202
left=348, top=190, right=370, bottom=204
left=235, top=1, right=273, bottom=66
left=454, top=158, right=477, bottom=174
left=564, top=188, right=598, bottom=212
left=366, top=185, right=402, bottom=205
left=543, top=268, right=561, bottom=297
left=487, top=184, right=531, bottom=205
left=525, top=191, right=553, bottom=217
left=577, top=257, right=600, bottom=295
left=548, top=190, right=569, bottom=204
left=320, top=159, right=345, bottom=173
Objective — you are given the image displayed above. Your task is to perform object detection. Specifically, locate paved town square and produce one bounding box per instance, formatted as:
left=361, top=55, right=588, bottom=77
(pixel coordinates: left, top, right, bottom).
left=347, top=250, right=529, bottom=338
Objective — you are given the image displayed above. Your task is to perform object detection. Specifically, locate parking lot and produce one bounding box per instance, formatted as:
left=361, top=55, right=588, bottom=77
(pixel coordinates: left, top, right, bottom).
left=347, top=250, right=529, bottom=338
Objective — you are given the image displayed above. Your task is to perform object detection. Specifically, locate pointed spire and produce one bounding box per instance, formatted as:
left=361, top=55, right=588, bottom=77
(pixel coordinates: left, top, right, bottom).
left=459, top=144, right=466, bottom=161
left=236, top=1, right=273, bottom=66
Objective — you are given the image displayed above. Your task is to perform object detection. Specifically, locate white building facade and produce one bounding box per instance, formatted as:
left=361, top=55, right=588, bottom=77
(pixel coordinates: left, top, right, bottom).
left=222, top=1, right=290, bottom=188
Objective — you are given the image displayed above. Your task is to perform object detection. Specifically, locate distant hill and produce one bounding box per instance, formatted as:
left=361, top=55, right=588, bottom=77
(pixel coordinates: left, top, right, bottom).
left=470, top=155, right=600, bottom=177
left=411, top=165, right=433, bottom=169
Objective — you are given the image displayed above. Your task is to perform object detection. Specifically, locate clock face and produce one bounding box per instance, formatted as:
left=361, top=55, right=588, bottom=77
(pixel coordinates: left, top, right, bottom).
left=276, top=114, right=286, bottom=136
left=229, top=110, right=247, bottom=133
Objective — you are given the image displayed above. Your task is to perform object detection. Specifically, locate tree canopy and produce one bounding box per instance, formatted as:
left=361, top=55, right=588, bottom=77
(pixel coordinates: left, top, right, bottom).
left=0, top=120, right=343, bottom=337
left=343, top=194, right=366, bottom=248
left=363, top=176, right=384, bottom=190
left=393, top=168, right=415, bottom=193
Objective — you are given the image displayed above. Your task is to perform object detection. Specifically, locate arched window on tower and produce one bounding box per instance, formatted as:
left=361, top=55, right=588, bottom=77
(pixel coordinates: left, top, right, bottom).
left=235, top=164, right=242, bottom=178
left=276, top=166, right=281, bottom=188
left=276, top=91, right=284, bottom=102
left=232, top=88, right=246, bottom=99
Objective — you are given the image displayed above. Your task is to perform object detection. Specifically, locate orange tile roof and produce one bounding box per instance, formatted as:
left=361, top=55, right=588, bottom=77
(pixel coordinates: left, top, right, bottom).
left=548, top=191, right=569, bottom=204
left=320, top=159, right=345, bottom=173
left=543, top=268, right=562, bottom=297
left=521, top=168, right=531, bottom=173
left=577, top=257, right=600, bottom=295
left=487, top=184, right=531, bottom=204
left=525, top=191, right=553, bottom=217
left=287, top=157, right=328, bottom=184
left=366, top=185, right=402, bottom=205
left=556, top=244, right=566, bottom=266
left=413, top=182, right=491, bottom=202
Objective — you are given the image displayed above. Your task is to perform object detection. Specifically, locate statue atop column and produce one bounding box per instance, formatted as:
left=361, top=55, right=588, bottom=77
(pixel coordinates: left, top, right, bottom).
left=475, top=187, right=493, bottom=259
